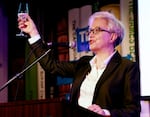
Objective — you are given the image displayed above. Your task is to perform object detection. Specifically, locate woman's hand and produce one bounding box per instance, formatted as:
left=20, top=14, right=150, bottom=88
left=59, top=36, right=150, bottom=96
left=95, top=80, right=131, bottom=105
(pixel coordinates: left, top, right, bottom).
left=17, top=13, right=39, bottom=37
left=88, top=104, right=105, bottom=115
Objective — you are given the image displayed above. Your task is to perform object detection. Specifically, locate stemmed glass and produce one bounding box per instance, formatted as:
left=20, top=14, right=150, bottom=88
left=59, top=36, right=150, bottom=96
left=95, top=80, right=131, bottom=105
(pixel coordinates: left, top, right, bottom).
left=16, top=2, right=29, bottom=37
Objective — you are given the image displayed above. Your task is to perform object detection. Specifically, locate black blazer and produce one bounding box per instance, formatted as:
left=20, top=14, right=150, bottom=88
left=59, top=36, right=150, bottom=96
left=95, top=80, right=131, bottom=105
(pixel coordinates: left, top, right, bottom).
left=30, top=39, right=141, bottom=117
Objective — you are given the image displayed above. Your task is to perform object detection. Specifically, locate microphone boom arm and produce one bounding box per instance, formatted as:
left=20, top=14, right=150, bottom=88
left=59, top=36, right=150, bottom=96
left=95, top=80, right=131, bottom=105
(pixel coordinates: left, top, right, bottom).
left=0, top=48, right=51, bottom=92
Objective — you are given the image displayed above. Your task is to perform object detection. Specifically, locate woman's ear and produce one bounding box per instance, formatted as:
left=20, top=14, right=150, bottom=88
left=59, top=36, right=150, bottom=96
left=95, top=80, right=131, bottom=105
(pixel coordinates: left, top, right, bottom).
left=110, top=33, right=118, bottom=43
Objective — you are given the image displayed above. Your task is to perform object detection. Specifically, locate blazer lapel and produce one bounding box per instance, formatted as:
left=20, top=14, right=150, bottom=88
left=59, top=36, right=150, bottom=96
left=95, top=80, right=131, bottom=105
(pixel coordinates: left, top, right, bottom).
left=93, top=51, right=121, bottom=96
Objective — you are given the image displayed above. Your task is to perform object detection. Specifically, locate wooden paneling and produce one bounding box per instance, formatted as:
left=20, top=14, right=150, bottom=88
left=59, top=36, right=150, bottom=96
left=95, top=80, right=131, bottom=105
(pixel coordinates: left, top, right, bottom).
left=0, top=99, right=63, bottom=117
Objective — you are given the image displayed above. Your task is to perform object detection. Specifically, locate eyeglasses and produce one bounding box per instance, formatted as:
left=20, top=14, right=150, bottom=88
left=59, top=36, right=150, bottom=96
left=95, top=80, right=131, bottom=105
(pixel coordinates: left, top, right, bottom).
left=86, top=27, right=112, bottom=36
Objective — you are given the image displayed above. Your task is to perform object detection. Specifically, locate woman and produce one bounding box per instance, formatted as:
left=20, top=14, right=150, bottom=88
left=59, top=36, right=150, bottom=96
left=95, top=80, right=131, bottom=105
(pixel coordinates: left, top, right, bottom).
left=18, top=11, right=141, bottom=117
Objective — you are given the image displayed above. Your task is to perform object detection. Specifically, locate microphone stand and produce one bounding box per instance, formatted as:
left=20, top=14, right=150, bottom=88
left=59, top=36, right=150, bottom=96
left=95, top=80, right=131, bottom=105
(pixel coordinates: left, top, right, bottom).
left=0, top=48, right=51, bottom=92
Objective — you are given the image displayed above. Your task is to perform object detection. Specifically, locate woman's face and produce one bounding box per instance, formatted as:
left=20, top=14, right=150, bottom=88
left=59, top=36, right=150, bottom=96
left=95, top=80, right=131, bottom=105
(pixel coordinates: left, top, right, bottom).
left=88, top=18, right=114, bottom=53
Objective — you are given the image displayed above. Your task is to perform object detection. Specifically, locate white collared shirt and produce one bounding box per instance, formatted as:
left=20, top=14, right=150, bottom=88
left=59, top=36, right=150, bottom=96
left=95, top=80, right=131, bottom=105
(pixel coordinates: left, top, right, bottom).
left=78, top=51, right=116, bottom=109
left=28, top=34, right=41, bottom=44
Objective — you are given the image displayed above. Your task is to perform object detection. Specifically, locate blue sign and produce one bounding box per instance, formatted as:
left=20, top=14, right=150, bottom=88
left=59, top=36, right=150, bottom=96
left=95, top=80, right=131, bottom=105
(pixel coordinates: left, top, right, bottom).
left=76, top=26, right=90, bottom=52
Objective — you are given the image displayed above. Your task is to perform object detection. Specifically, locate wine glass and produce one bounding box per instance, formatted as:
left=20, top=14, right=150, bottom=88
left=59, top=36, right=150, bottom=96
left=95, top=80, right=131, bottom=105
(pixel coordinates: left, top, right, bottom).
left=16, top=2, right=29, bottom=37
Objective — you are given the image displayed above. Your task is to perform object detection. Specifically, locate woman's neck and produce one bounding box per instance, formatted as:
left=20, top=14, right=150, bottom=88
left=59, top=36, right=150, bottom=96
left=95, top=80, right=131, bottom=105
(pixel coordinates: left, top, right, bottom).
left=95, top=49, right=115, bottom=68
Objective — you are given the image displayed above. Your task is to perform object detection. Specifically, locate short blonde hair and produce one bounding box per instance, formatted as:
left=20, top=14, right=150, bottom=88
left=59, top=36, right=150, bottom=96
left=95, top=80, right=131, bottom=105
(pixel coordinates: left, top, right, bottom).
left=88, top=11, right=125, bottom=47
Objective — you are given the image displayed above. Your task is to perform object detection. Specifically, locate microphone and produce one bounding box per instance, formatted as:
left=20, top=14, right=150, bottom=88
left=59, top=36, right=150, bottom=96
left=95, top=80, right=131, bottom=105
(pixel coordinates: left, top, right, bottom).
left=47, top=41, right=76, bottom=49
